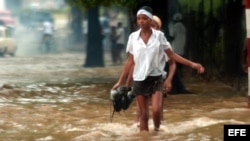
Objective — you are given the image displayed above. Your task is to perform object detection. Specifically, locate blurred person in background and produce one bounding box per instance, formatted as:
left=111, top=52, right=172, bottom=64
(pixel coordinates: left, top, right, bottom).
left=110, top=25, right=118, bottom=65
left=115, top=22, right=126, bottom=65
left=167, top=13, right=191, bottom=94
left=41, top=18, right=54, bottom=53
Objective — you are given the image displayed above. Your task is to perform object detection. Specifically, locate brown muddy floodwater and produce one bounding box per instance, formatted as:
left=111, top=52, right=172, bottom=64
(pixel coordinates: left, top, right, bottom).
left=0, top=53, right=249, bottom=141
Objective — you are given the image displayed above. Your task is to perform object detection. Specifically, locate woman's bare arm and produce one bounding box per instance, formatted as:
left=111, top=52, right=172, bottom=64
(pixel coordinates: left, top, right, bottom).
left=165, top=49, right=205, bottom=73
left=163, top=59, right=176, bottom=93
left=112, top=53, right=134, bottom=89
left=125, top=63, right=134, bottom=88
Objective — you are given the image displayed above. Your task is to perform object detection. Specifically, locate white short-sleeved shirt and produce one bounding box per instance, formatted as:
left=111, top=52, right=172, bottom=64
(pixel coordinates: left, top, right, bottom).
left=126, top=28, right=172, bottom=81
left=43, top=21, right=53, bottom=35
left=116, top=27, right=126, bottom=45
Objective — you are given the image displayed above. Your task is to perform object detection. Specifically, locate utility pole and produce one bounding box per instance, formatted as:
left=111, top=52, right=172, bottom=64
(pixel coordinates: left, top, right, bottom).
left=245, top=0, right=250, bottom=108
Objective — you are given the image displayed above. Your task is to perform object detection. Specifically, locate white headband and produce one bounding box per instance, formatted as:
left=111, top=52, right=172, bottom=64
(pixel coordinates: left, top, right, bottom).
left=137, top=9, right=153, bottom=19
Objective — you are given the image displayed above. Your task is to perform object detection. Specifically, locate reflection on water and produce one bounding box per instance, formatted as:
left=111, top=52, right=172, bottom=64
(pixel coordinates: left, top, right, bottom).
left=0, top=53, right=249, bottom=140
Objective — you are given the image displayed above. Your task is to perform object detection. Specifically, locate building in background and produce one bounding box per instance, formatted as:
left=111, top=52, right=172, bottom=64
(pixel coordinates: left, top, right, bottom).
left=4, top=0, right=23, bottom=11
left=0, top=0, right=65, bottom=12
left=26, top=0, right=65, bottom=10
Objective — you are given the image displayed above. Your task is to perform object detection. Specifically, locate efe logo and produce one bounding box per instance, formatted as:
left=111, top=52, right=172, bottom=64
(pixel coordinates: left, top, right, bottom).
left=224, top=124, right=250, bottom=141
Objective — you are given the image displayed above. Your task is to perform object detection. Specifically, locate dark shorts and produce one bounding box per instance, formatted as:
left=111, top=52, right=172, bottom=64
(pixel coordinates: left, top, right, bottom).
left=132, top=75, right=163, bottom=96
left=43, top=34, right=52, bottom=40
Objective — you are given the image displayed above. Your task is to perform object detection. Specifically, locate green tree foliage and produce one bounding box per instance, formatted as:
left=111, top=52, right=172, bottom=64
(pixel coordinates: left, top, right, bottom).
left=66, top=0, right=149, bottom=9
left=179, top=0, right=222, bottom=14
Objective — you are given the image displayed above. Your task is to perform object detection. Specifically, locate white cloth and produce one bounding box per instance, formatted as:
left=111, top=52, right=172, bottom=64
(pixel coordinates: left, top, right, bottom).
left=170, top=22, right=186, bottom=55
left=43, top=21, right=53, bottom=35
left=137, top=9, right=153, bottom=19
left=126, top=28, right=172, bottom=81
left=116, top=27, right=125, bottom=45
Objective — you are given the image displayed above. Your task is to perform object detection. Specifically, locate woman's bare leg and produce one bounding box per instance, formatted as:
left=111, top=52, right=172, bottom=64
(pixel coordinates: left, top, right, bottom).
left=136, top=95, right=149, bottom=131
left=136, top=99, right=140, bottom=124
left=151, top=91, right=162, bottom=131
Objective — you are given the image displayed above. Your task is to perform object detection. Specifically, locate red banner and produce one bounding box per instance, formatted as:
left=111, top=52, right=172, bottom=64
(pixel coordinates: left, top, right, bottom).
left=246, top=0, right=250, bottom=8
left=247, top=39, right=250, bottom=66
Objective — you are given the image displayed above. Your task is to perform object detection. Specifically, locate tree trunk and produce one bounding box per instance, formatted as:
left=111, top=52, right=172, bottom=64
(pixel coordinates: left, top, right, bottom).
left=70, top=6, right=83, bottom=43
left=223, top=0, right=244, bottom=76
left=146, top=0, right=169, bottom=35
left=84, top=6, right=104, bottom=67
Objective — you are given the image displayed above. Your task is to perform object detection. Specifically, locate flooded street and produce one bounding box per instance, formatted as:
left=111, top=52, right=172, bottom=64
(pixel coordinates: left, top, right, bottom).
left=0, top=19, right=249, bottom=141
left=0, top=52, right=249, bottom=141
left=0, top=0, right=248, bottom=140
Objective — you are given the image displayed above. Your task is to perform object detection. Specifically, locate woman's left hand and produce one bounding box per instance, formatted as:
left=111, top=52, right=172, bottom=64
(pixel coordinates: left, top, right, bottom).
left=163, top=79, right=172, bottom=94
left=192, top=63, right=205, bottom=74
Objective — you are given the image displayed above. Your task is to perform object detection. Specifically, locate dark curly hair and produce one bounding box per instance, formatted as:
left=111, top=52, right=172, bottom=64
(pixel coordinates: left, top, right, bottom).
left=139, top=6, right=153, bottom=14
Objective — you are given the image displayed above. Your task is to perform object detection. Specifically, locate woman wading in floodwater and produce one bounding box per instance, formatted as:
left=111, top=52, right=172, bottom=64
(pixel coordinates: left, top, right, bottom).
left=112, top=6, right=205, bottom=132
